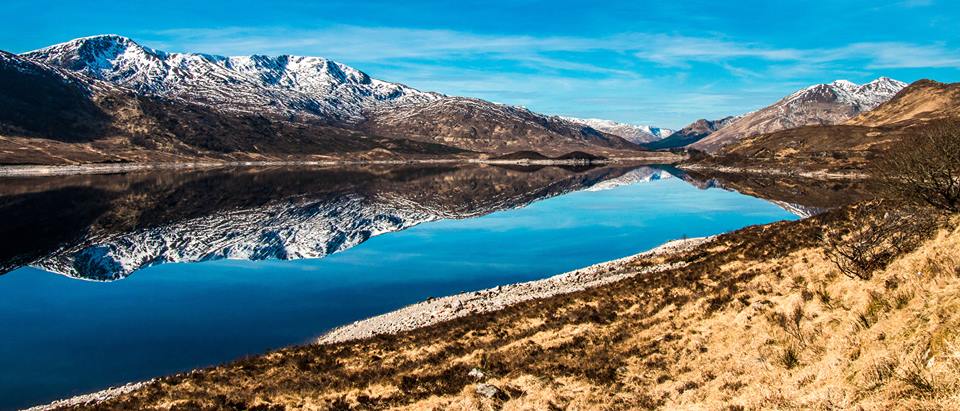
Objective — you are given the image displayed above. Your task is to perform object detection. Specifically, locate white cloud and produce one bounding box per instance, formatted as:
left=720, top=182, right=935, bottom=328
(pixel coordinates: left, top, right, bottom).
left=826, top=42, right=960, bottom=68
left=139, top=25, right=959, bottom=73
left=130, top=25, right=958, bottom=127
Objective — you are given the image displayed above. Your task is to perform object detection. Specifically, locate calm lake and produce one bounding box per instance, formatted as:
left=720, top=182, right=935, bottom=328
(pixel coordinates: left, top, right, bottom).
left=0, top=164, right=798, bottom=410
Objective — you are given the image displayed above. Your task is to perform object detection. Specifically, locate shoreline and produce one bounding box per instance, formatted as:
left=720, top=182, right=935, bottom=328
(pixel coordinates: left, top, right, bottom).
left=319, top=236, right=713, bottom=344
left=24, top=235, right=712, bottom=410
left=677, top=163, right=867, bottom=179
left=0, top=155, right=684, bottom=177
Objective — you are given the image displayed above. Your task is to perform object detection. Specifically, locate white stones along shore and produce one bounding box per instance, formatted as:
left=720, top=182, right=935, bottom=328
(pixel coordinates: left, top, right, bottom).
left=23, top=382, right=150, bottom=411
left=318, top=236, right=713, bottom=344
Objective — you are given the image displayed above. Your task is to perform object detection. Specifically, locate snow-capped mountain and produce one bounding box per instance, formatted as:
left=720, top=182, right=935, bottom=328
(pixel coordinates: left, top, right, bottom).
left=561, top=117, right=674, bottom=144
left=781, top=78, right=907, bottom=112
left=691, top=77, right=907, bottom=152
left=23, top=34, right=439, bottom=123
left=585, top=167, right=673, bottom=191
left=6, top=35, right=652, bottom=160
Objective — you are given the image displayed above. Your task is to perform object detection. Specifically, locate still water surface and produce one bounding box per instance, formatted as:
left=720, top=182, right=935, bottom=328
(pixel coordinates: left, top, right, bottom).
left=0, top=165, right=797, bottom=409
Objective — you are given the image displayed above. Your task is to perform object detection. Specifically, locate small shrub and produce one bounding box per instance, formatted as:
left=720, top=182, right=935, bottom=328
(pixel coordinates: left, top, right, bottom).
left=677, top=380, right=699, bottom=394
left=866, top=358, right=897, bottom=389
left=780, top=346, right=801, bottom=369
left=899, top=353, right=936, bottom=394
left=324, top=396, right=352, bottom=411
left=823, top=207, right=935, bottom=280
left=873, top=120, right=960, bottom=213
left=897, top=345, right=936, bottom=394
left=892, top=290, right=914, bottom=309
left=855, top=292, right=889, bottom=331
left=855, top=313, right=874, bottom=331
left=815, top=285, right=834, bottom=309
left=721, top=380, right=747, bottom=392
left=770, top=303, right=806, bottom=347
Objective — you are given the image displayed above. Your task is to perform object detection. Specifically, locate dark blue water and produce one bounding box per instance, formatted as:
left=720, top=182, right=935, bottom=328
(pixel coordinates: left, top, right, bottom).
left=0, top=174, right=795, bottom=410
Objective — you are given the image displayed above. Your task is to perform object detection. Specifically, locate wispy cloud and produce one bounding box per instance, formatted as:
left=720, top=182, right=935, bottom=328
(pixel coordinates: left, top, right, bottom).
left=139, top=25, right=960, bottom=74
left=630, top=35, right=804, bottom=67
left=131, top=25, right=959, bottom=127
left=823, top=42, right=960, bottom=68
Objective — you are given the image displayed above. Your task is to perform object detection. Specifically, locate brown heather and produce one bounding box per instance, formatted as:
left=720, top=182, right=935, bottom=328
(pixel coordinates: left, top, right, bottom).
left=61, top=203, right=960, bottom=410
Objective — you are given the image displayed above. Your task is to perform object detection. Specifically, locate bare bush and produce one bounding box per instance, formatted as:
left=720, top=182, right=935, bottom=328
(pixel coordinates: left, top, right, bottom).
left=898, top=348, right=936, bottom=394
left=874, top=120, right=960, bottom=212
left=769, top=303, right=807, bottom=347
left=823, top=206, right=936, bottom=280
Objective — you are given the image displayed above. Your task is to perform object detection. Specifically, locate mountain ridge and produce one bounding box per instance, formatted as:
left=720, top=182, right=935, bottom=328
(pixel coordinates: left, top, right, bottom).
left=362, top=98, right=644, bottom=156
left=846, top=79, right=960, bottom=126
left=0, top=35, right=657, bottom=164
left=690, top=77, right=906, bottom=152
left=643, top=116, right=741, bottom=150
left=560, top=117, right=674, bottom=144
left=694, top=79, right=960, bottom=174
left=23, top=34, right=439, bottom=124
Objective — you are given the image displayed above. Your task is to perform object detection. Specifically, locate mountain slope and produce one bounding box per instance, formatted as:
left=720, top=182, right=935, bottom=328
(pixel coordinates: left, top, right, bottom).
left=82, top=206, right=960, bottom=410
left=8, top=35, right=650, bottom=160
left=690, top=78, right=906, bottom=152
left=0, top=51, right=466, bottom=165
left=697, top=80, right=960, bottom=173
left=560, top=117, right=673, bottom=144
left=0, top=51, right=111, bottom=141
left=642, top=116, right=739, bottom=150
left=846, top=79, right=960, bottom=126
left=23, top=35, right=437, bottom=124
left=361, top=97, right=644, bottom=156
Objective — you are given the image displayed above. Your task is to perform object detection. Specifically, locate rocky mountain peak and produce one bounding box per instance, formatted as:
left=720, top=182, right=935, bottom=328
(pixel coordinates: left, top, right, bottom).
left=690, top=77, right=906, bottom=152
left=22, top=35, right=438, bottom=122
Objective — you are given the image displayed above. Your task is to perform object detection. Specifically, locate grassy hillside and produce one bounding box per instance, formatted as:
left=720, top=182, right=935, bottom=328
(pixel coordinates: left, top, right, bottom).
left=689, top=80, right=960, bottom=175
left=73, top=203, right=960, bottom=410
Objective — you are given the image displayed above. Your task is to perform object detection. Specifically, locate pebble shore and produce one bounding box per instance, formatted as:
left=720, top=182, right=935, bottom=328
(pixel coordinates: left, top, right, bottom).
left=319, top=236, right=713, bottom=344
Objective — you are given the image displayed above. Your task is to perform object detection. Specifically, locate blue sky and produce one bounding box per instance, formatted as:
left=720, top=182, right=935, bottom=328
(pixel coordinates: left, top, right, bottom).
left=2, top=0, right=958, bottom=128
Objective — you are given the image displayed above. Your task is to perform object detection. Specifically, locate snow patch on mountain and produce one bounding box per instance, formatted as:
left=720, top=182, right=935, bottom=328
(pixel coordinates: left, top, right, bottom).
left=782, top=77, right=908, bottom=112
left=561, top=117, right=674, bottom=144
left=23, top=34, right=440, bottom=123
left=768, top=200, right=827, bottom=219
left=691, top=77, right=907, bottom=151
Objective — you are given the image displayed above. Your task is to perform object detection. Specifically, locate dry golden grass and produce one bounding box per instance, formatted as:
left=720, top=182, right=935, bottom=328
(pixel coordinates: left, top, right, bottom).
left=71, top=206, right=960, bottom=410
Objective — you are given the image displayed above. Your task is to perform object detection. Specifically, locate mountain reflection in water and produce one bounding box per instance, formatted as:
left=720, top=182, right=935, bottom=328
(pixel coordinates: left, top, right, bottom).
left=0, top=164, right=674, bottom=281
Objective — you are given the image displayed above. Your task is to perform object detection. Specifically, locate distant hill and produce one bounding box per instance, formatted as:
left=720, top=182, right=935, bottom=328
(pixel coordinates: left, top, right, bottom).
left=690, top=78, right=906, bottom=152
left=561, top=117, right=673, bottom=144
left=493, top=150, right=607, bottom=161
left=553, top=151, right=607, bottom=161
left=846, top=79, right=960, bottom=127
left=703, top=79, right=960, bottom=173
left=642, top=116, right=739, bottom=150
left=361, top=98, right=643, bottom=157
